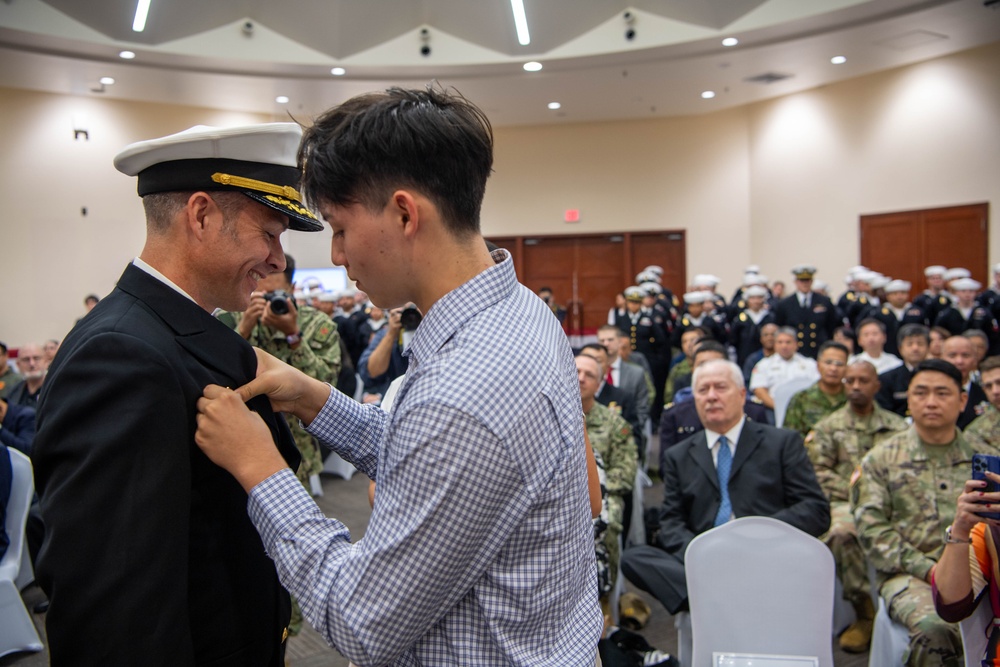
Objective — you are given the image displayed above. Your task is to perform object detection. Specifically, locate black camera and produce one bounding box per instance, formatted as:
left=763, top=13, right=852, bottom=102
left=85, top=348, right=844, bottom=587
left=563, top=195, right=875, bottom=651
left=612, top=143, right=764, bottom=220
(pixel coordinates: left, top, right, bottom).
left=264, top=290, right=294, bottom=315
left=400, top=306, right=422, bottom=332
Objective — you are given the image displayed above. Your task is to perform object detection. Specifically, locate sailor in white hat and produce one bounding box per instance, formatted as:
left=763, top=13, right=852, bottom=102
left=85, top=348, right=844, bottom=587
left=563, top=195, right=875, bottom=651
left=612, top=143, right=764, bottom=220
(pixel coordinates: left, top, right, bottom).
left=933, top=277, right=996, bottom=345
left=913, top=265, right=952, bottom=324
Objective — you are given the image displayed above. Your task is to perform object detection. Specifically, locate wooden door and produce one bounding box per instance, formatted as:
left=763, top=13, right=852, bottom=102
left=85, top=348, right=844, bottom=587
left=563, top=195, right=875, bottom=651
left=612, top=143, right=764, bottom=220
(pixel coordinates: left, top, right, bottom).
left=860, top=203, right=988, bottom=298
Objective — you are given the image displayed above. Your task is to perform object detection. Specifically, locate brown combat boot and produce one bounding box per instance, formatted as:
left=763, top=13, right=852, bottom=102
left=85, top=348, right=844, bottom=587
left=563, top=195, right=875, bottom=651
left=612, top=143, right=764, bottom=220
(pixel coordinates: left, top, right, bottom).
left=839, top=597, right=875, bottom=653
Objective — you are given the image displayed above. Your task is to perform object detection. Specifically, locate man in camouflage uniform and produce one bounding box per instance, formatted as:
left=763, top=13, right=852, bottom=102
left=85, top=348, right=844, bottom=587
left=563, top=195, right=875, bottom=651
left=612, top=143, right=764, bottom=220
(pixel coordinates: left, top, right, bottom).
left=808, top=360, right=907, bottom=652
left=217, top=253, right=342, bottom=488
left=852, top=359, right=985, bottom=667
left=965, top=355, right=1000, bottom=452
left=577, top=354, right=636, bottom=590
left=783, top=341, right=849, bottom=438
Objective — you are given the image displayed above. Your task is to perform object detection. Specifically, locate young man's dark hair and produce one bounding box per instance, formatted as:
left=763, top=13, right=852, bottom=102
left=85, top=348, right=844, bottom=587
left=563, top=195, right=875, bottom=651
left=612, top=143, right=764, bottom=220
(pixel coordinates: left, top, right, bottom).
left=980, top=355, right=1000, bottom=374
left=298, top=86, right=494, bottom=237
left=911, top=358, right=964, bottom=390
left=897, top=323, right=930, bottom=349
left=856, top=318, right=886, bottom=335
left=692, top=340, right=726, bottom=363
left=818, top=340, right=850, bottom=358
left=580, top=342, right=609, bottom=357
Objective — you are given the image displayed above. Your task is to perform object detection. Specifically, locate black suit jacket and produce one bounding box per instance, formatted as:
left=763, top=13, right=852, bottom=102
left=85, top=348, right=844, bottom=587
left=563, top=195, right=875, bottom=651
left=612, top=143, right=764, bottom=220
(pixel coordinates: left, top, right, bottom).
left=34, top=264, right=300, bottom=666
left=656, top=419, right=829, bottom=558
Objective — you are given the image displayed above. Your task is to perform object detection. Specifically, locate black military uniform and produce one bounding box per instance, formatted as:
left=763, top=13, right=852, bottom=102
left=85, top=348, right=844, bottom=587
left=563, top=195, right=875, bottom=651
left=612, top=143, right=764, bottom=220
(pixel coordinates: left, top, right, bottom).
left=935, top=304, right=1000, bottom=357
left=773, top=266, right=840, bottom=359
left=617, top=287, right=671, bottom=426
left=875, top=364, right=914, bottom=417
left=913, top=290, right=952, bottom=326
left=730, top=308, right=776, bottom=368
left=871, top=303, right=928, bottom=357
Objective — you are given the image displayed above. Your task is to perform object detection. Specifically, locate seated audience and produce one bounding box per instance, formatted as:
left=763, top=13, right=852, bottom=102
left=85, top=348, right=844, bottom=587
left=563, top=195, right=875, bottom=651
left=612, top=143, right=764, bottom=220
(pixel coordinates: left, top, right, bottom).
left=580, top=343, right=641, bottom=453
left=833, top=326, right=857, bottom=355
left=942, top=335, right=990, bottom=430
left=622, top=359, right=829, bottom=615
left=741, top=322, right=777, bottom=384
left=852, top=359, right=987, bottom=666
left=659, top=342, right=772, bottom=472
left=663, top=327, right=707, bottom=406
left=597, top=325, right=652, bottom=430
left=782, top=341, right=849, bottom=438
left=849, top=318, right=903, bottom=374
left=749, top=326, right=820, bottom=409
left=807, top=360, right=908, bottom=652
left=876, top=324, right=930, bottom=417
left=0, top=343, right=47, bottom=408
left=0, top=341, right=21, bottom=392
left=42, top=339, right=60, bottom=364
left=0, top=399, right=36, bottom=455
left=577, top=354, right=637, bottom=592
left=929, top=326, right=950, bottom=359
left=964, top=356, right=1000, bottom=452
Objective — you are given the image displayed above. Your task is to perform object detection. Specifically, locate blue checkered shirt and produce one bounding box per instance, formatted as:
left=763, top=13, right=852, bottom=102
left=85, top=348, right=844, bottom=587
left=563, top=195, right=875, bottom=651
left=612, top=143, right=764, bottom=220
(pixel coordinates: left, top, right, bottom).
left=248, top=250, right=603, bottom=665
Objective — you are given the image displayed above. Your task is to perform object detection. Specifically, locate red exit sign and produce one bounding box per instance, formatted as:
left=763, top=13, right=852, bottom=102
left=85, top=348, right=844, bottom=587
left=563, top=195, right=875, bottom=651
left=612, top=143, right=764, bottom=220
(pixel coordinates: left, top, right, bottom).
left=564, top=209, right=580, bottom=223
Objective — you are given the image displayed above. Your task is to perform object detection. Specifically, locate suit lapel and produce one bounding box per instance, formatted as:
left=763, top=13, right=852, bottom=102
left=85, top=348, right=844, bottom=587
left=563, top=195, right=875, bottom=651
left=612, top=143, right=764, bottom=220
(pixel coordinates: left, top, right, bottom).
left=688, top=433, right=718, bottom=490
left=730, top=420, right=762, bottom=479
left=115, top=264, right=301, bottom=470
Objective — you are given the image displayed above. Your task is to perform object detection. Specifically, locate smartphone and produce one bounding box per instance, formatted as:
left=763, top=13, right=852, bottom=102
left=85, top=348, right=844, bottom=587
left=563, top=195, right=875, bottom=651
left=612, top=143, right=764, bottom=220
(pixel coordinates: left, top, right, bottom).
left=972, top=453, right=1000, bottom=521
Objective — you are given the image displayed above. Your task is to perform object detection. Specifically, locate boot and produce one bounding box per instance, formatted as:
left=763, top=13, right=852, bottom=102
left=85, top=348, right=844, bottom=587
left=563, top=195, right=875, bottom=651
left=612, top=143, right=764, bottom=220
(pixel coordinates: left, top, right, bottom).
left=838, top=597, right=875, bottom=653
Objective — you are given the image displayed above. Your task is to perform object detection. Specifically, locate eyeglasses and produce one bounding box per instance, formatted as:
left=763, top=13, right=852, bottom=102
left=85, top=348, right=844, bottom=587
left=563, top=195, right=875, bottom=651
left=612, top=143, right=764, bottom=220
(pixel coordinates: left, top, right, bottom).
left=820, top=359, right=846, bottom=367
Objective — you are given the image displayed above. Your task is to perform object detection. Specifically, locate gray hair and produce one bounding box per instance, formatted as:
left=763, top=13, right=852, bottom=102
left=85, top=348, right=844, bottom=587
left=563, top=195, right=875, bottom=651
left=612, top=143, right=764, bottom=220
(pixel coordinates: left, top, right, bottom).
left=692, top=358, right=744, bottom=390
left=142, top=191, right=248, bottom=234
left=776, top=326, right=798, bottom=340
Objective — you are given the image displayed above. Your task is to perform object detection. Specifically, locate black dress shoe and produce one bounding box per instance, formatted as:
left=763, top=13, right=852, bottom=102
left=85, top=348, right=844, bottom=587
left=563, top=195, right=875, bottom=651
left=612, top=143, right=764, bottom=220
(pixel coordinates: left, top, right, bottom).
left=32, top=599, right=49, bottom=614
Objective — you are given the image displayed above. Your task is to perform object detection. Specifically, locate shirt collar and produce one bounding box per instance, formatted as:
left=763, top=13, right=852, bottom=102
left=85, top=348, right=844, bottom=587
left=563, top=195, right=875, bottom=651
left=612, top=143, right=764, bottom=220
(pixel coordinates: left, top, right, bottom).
left=132, top=257, right=200, bottom=306
left=704, top=414, right=747, bottom=450
left=405, top=249, right=516, bottom=368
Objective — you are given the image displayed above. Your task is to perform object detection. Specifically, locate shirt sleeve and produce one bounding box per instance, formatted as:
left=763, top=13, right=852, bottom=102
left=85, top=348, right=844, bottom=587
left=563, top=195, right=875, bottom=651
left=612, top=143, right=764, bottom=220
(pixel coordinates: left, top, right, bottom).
left=253, top=401, right=537, bottom=666
left=304, top=385, right=385, bottom=479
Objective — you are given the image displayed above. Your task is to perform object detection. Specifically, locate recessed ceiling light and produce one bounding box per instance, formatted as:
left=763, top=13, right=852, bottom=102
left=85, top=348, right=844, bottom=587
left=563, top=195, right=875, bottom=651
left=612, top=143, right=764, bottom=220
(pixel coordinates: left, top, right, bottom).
left=100, top=77, right=115, bottom=85
left=722, top=37, right=738, bottom=47
left=523, top=61, right=542, bottom=72
left=119, top=50, right=136, bottom=60
left=330, top=67, right=346, bottom=76
left=275, top=96, right=289, bottom=104
left=548, top=102, right=561, bottom=110
left=132, top=0, right=151, bottom=32
left=831, top=55, right=847, bottom=65
left=701, top=90, right=716, bottom=99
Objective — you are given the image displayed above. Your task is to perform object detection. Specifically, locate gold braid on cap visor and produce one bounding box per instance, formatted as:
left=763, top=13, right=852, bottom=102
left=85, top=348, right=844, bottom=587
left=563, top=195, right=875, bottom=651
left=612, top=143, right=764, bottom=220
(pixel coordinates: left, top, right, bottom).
left=211, top=172, right=303, bottom=202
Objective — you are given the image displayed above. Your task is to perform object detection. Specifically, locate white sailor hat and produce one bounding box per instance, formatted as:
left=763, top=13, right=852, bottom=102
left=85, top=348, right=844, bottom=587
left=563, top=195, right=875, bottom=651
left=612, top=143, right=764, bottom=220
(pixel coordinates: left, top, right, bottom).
left=318, top=291, right=338, bottom=303
left=636, top=271, right=661, bottom=284
left=744, top=285, right=768, bottom=298
left=924, top=265, right=947, bottom=277
left=846, top=265, right=868, bottom=278
left=692, top=274, right=719, bottom=288
left=884, top=280, right=912, bottom=293
left=683, top=291, right=711, bottom=305
left=742, top=273, right=763, bottom=286
left=813, top=279, right=828, bottom=291
left=950, top=278, right=982, bottom=291
left=639, top=281, right=662, bottom=296
left=944, top=267, right=971, bottom=282
left=744, top=264, right=761, bottom=274
left=853, top=270, right=878, bottom=285
left=870, top=275, right=890, bottom=290
left=114, top=123, right=322, bottom=232
left=994, top=263, right=1000, bottom=274
left=642, top=265, right=664, bottom=276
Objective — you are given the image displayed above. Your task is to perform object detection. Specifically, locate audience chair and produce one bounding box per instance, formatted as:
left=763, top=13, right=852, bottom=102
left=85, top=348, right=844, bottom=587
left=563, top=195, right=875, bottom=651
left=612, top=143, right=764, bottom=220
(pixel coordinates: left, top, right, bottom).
left=773, top=376, right=817, bottom=428
left=0, top=448, right=43, bottom=657
left=959, top=592, right=992, bottom=667
left=685, top=516, right=835, bottom=667
left=867, top=597, right=908, bottom=667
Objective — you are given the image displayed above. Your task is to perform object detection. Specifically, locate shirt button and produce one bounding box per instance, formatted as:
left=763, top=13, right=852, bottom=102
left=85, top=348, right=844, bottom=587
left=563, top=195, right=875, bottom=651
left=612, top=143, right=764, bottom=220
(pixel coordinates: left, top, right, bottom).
left=940, top=483, right=947, bottom=490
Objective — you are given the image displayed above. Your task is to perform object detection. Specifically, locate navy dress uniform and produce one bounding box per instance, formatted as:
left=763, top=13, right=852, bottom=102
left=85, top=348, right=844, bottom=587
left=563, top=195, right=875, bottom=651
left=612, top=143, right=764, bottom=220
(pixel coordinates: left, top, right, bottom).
left=913, top=265, right=953, bottom=325
left=617, top=286, right=671, bottom=424
left=729, top=286, right=776, bottom=368
left=671, top=291, right=727, bottom=347
left=773, top=266, right=841, bottom=359
left=934, top=278, right=1000, bottom=356
left=870, top=280, right=928, bottom=356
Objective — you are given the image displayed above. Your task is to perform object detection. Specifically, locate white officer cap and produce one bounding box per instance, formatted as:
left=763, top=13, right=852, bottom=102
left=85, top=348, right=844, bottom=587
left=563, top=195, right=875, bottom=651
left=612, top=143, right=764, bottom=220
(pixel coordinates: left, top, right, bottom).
left=624, top=286, right=644, bottom=302
left=635, top=271, right=660, bottom=284
left=744, top=285, right=768, bottom=298
left=924, top=265, right=947, bottom=277
left=114, top=123, right=322, bottom=232
left=884, top=280, right=912, bottom=293
left=950, top=278, right=982, bottom=291
left=791, top=265, right=817, bottom=279
left=944, top=267, right=971, bottom=282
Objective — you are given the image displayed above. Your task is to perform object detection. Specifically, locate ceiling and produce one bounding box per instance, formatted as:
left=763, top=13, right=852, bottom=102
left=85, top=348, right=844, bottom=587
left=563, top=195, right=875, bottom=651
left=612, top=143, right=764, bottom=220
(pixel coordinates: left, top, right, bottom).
left=1, top=0, right=999, bottom=126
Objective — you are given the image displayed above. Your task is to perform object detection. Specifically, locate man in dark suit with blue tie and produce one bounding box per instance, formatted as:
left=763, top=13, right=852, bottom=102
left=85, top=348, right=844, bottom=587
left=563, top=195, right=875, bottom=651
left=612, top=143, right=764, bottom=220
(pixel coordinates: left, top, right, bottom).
left=33, top=123, right=321, bottom=665
left=622, top=358, right=830, bottom=614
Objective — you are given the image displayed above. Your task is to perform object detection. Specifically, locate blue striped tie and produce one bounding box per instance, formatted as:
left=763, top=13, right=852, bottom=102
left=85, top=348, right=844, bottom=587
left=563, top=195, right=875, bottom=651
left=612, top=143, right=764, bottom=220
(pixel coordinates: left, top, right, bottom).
left=714, top=436, right=732, bottom=527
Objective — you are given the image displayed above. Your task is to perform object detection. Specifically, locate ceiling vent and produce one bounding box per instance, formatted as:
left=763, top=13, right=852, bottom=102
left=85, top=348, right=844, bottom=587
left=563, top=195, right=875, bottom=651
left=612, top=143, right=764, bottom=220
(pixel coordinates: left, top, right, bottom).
left=744, top=72, right=793, bottom=84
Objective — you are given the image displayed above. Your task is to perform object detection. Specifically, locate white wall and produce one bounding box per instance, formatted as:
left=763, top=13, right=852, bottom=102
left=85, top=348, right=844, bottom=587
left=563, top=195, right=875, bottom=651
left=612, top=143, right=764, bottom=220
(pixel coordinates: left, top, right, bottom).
left=1, top=41, right=997, bottom=347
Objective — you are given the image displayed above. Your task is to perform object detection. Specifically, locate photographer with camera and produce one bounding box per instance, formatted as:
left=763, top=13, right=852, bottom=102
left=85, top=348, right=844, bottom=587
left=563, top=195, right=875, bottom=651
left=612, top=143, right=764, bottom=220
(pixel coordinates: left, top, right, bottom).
left=218, top=253, right=341, bottom=489
left=358, top=304, right=418, bottom=399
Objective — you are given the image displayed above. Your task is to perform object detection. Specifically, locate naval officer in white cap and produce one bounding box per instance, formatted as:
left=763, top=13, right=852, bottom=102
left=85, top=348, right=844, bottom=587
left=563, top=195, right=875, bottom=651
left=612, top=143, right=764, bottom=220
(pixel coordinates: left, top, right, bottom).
left=33, top=123, right=320, bottom=665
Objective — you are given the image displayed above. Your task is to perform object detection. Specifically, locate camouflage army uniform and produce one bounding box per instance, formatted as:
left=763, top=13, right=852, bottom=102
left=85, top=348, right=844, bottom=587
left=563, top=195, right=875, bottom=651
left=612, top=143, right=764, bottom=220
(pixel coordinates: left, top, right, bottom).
left=851, top=427, right=982, bottom=667
left=664, top=358, right=692, bottom=406
left=807, top=404, right=907, bottom=606
left=965, top=405, right=1000, bottom=454
left=783, top=383, right=846, bottom=439
left=585, top=401, right=637, bottom=591
left=217, top=305, right=341, bottom=486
